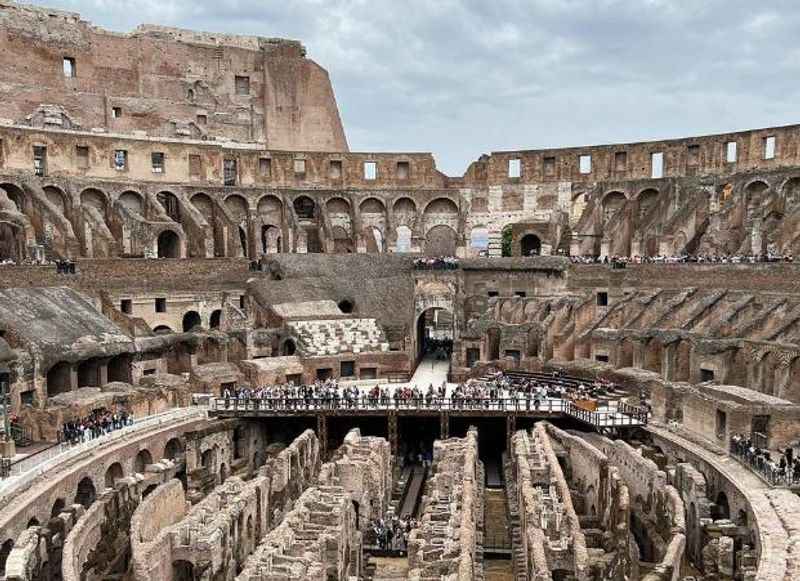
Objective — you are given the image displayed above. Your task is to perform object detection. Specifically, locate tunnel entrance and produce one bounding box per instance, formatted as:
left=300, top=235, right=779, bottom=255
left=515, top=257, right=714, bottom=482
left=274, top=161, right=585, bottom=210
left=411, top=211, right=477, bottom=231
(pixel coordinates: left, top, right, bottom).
left=416, top=307, right=454, bottom=362
left=259, top=416, right=316, bottom=448
left=398, top=416, right=440, bottom=466
left=448, top=417, right=507, bottom=487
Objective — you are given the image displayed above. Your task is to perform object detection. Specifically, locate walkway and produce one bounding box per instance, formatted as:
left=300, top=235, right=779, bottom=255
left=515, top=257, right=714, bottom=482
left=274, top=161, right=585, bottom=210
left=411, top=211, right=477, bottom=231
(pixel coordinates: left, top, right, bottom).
left=407, top=353, right=450, bottom=389
left=647, top=425, right=800, bottom=581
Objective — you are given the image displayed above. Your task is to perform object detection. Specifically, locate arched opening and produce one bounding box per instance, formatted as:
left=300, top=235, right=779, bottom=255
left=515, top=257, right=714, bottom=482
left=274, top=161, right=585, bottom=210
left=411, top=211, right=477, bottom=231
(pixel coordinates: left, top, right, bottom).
left=714, top=491, right=730, bottom=521
left=416, top=307, right=454, bottom=362
left=209, top=309, right=222, bottom=329
left=164, top=438, right=184, bottom=461
left=486, top=328, right=501, bottom=361
left=104, top=462, right=124, bottom=488
left=46, top=362, right=72, bottom=397
left=637, top=188, right=659, bottom=222
left=745, top=180, right=770, bottom=217
left=0, top=539, right=13, bottom=577
left=782, top=177, right=800, bottom=211
left=153, top=325, right=173, bottom=334
left=282, top=339, right=296, bottom=356
left=293, top=196, right=316, bottom=220
left=338, top=300, right=354, bottom=314
left=520, top=234, right=541, bottom=256
left=395, top=225, right=412, bottom=253
left=77, top=358, right=102, bottom=388
left=602, top=191, right=627, bottom=224
left=261, top=225, right=281, bottom=254
left=527, top=329, right=540, bottom=357
left=157, top=191, right=181, bottom=222
left=182, top=311, right=202, bottom=332
left=51, top=498, right=66, bottom=518
left=118, top=191, right=144, bottom=216
left=157, top=230, right=180, bottom=258
left=0, top=222, right=22, bottom=262
left=134, top=449, right=153, bottom=474
left=75, top=477, right=96, bottom=509
left=172, top=560, right=195, bottom=581
left=27, top=517, right=40, bottom=528
left=424, top=225, right=457, bottom=256
left=219, top=462, right=228, bottom=483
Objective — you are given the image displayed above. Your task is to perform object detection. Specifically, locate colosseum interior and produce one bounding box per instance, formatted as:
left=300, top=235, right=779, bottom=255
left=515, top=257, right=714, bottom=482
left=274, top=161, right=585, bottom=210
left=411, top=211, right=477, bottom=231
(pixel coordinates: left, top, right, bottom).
left=0, top=2, right=799, bottom=580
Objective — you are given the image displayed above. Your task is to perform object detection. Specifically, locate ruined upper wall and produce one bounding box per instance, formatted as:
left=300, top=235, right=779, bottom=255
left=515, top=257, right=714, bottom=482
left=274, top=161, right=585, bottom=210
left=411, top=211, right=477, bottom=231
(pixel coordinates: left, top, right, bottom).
left=0, top=1, right=348, bottom=152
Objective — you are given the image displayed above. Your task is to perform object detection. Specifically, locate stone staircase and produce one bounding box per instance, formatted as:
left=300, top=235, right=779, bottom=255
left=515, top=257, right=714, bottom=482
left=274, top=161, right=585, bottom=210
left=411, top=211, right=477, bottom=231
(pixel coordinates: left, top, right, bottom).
left=289, top=318, right=389, bottom=356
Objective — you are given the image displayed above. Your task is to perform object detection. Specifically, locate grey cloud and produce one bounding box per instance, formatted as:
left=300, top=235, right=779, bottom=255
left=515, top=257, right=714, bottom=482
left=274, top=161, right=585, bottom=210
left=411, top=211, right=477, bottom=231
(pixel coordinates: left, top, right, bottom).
left=46, top=0, right=800, bottom=174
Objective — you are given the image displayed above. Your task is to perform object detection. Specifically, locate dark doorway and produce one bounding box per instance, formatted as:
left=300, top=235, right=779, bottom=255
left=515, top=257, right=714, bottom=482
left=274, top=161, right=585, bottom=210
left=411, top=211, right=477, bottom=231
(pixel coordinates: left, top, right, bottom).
left=182, top=311, right=202, bottom=332
left=449, top=417, right=507, bottom=486
left=157, top=230, right=180, bottom=258
left=520, top=234, right=541, bottom=256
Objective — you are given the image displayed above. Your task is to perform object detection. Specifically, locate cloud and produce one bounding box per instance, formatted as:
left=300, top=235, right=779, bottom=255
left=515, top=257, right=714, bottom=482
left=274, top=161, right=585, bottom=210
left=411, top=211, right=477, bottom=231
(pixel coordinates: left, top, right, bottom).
left=45, top=0, right=800, bottom=175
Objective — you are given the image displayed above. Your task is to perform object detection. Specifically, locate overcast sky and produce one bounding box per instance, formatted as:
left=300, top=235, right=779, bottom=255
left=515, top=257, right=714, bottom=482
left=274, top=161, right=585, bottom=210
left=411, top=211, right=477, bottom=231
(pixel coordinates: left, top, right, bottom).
left=44, top=0, right=800, bottom=175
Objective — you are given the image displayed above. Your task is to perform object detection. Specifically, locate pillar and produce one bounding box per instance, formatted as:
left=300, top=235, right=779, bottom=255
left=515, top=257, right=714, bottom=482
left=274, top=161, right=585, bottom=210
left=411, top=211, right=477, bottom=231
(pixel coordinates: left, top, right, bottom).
left=506, top=415, right=516, bottom=451
left=69, top=364, right=79, bottom=392
left=316, top=414, right=328, bottom=458
left=387, top=413, right=398, bottom=457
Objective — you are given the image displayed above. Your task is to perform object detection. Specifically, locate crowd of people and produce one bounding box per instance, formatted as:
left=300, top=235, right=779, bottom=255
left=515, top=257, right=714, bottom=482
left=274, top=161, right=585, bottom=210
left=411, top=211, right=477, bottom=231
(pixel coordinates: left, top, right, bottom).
left=730, top=434, right=800, bottom=486
left=59, top=408, right=133, bottom=445
left=219, top=369, right=623, bottom=412
left=570, top=253, right=795, bottom=265
left=369, top=516, right=417, bottom=551
left=0, top=257, right=78, bottom=272
left=413, top=256, right=459, bottom=270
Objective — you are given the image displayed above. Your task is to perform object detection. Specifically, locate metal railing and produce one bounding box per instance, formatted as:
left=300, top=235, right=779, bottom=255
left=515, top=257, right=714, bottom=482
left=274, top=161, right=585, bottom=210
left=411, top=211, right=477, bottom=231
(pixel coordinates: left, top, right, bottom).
left=730, top=435, right=800, bottom=487
left=209, top=396, right=648, bottom=427
left=0, top=407, right=206, bottom=502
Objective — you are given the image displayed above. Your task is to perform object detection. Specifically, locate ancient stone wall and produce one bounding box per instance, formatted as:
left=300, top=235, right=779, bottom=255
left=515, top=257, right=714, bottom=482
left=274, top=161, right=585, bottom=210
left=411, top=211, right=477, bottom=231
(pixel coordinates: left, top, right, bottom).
left=581, top=433, right=686, bottom=581
left=407, top=428, right=483, bottom=581
left=237, top=428, right=390, bottom=580
left=0, top=2, right=347, bottom=152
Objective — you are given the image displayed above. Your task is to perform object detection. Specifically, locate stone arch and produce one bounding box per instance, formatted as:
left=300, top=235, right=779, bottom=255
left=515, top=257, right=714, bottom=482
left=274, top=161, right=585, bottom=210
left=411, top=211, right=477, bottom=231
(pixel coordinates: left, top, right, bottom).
left=172, top=560, right=195, bottom=581
left=153, top=325, right=173, bottom=334
left=326, top=196, right=351, bottom=215
left=745, top=180, right=770, bottom=220
left=281, top=338, right=296, bottom=356
left=50, top=498, right=66, bottom=518
left=520, top=234, right=541, bottom=256
left=80, top=188, right=109, bottom=214
left=190, top=192, right=216, bottom=222
left=182, top=311, right=202, bottom=332
left=156, top=191, right=181, bottom=222
left=293, top=196, right=316, bottom=220
left=257, top=194, right=282, bottom=218
left=759, top=351, right=780, bottom=395
left=104, top=462, right=124, bottom=488
left=118, top=190, right=144, bottom=216
left=637, top=188, right=659, bottom=222
left=157, top=229, right=181, bottom=258
left=360, top=197, right=385, bottom=215
left=714, top=491, right=730, bottom=520
left=781, top=177, right=800, bottom=211
left=0, top=539, right=13, bottom=577
left=219, top=462, right=228, bottom=482
left=77, top=358, right=102, bottom=387
left=225, top=193, right=249, bottom=223
left=108, top=353, right=132, bottom=383
left=780, top=356, right=800, bottom=403
left=424, top=197, right=458, bottom=215
left=0, top=183, right=25, bottom=214
left=75, top=476, right=97, bottom=509
left=46, top=362, right=72, bottom=397
left=527, top=329, right=540, bottom=357
left=423, top=225, right=457, bottom=256
left=210, top=309, right=222, bottom=329
left=393, top=197, right=417, bottom=224
left=43, top=185, right=69, bottom=214
left=134, top=449, right=153, bottom=474
left=164, top=437, right=184, bottom=460
left=602, top=191, right=627, bottom=223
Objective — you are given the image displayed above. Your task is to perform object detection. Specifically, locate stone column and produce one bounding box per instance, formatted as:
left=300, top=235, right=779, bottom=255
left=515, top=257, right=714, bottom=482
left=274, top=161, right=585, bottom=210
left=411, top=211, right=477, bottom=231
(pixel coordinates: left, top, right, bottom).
left=506, top=415, right=517, bottom=451
left=316, top=414, right=328, bottom=458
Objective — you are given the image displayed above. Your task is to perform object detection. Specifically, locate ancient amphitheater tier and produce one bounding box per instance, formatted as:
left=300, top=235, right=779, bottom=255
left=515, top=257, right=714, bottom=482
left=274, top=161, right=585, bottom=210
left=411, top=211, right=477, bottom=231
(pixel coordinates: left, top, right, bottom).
left=0, top=2, right=799, bottom=581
